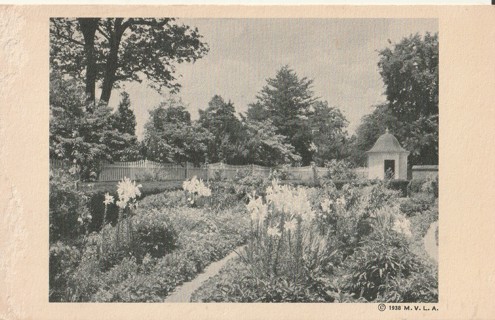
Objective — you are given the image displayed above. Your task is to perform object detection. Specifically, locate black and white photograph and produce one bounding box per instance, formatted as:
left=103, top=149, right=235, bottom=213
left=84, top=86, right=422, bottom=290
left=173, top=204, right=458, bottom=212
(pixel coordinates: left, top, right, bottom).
left=48, top=17, right=439, bottom=303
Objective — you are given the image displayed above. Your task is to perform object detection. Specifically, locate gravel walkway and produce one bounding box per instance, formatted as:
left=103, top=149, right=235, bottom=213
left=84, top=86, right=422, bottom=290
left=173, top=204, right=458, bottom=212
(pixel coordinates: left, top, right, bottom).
left=423, top=221, right=438, bottom=262
left=164, top=245, right=246, bottom=303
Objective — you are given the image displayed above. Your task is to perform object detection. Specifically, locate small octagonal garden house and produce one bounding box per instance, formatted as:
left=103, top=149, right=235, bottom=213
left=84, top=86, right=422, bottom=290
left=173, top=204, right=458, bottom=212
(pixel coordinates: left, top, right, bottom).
left=366, top=129, right=409, bottom=180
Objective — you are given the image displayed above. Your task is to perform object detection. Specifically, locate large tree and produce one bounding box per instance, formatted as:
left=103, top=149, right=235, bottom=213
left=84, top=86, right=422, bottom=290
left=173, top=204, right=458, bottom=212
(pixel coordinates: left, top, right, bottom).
left=238, top=119, right=302, bottom=166
left=377, top=32, right=439, bottom=165
left=50, top=74, right=112, bottom=180
left=111, top=92, right=137, bottom=136
left=108, top=92, right=141, bottom=161
left=50, top=18, right=209, bottom=104
left=198, top=95, right=244, bottom=164
left=50, top=74, right=142, bottom=179
left=247, top=65, right=317, bottom=165
left=308, top=101, right=350, bottom=166
left=143, top=98, right=212, bottom=166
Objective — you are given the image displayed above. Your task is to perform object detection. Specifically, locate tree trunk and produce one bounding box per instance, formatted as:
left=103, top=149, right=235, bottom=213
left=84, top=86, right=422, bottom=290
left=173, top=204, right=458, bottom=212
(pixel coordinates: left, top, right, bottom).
left=100, top=19, right=125, bottom=104
left=77, top=18, right=99, bottom=107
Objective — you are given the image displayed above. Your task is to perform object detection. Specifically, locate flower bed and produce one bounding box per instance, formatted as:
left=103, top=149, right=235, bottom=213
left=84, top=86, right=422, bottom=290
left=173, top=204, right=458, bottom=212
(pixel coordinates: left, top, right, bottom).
left=50, top=173, right=438, bottom=303
left=49, top=177, right=250, bottom=302
left=190, top=181, right=438, bottom=303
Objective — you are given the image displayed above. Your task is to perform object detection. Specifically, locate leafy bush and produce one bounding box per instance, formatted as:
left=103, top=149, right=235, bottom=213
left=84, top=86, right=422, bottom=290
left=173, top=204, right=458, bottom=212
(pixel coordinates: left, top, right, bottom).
left=132, top=210, right=179, bottom=262
left=376, top=263, right=438, bottom=303
left=191, top=258, right=331, bottom=302
left=407, top=179, right=425, bottom=196
left=49, top=169, right=92, bottom=242
left=343, top=231, right=419, bottom=301
left=269, top=164, right=293, bottom=181
left=400, top=193, right=435, bottom=217
left=207, top=181, right=241, bottom=209
left=421, top=175, right=439, bottom=198
left=230, top=170, right=270, bottom=201
left=409, top=206, right=439, bottom=239
left=49, top=242, right=82, bottom=301
left=322, top=159, right=357, bottom=181
left=363, top=183, right=400, bottom=215
left=385, top=179, right=409, bottom=197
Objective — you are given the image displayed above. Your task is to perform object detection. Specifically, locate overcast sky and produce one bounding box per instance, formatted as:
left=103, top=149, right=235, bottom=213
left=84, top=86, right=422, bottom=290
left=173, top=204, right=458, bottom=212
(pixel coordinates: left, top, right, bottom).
left=105, top=18, right=438, bottom=139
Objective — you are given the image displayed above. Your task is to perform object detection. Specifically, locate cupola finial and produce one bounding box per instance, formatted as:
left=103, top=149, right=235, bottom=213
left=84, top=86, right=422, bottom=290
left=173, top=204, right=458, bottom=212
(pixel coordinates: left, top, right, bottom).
left=386, top=127, right=389, bottom=134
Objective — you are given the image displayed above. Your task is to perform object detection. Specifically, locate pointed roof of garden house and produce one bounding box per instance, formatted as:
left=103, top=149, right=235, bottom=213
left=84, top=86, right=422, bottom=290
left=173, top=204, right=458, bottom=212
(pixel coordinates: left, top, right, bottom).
left=366, top=128, right=409, bottom=154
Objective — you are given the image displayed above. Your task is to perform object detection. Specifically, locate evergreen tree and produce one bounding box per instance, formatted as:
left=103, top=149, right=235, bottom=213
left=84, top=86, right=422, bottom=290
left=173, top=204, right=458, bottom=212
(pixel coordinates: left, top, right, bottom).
left=112, top=92, right=137, bottom=136
left=198, top=95, right=244, bottom=164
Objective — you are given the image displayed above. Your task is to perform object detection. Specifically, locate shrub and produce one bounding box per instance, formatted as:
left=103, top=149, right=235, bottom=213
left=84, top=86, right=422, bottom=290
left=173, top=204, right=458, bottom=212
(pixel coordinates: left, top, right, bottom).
left=407, top=179, right=425, bottom=196
left=132, top=210, right=178, bottom=262
left=376, top=263, right=438, bottom=303
left=400, top=193, right=434, bottom=217
left=94, top=209, right=179, bottom=269
left=322, top=159, right=357, bottom=181
left=364, top=183, right=400, bottom=215
left=409, top=207, right=439, bottom=239
left=385, top=179, right=409, bottom=197
left=86, top=191, right=120, bottom=232
left=421, top=174, right=439, bottom=198
left=68, top=236, right=103, bottom=301
left=269, top=164, right=293, bottom=181
left=138, top=190, right=186, bottom=210
left=191, top=258, right=330, bottom=302
left=207, top=181, right=240, bottom=209
left=231, top=170, right=270, bottom=201
left=49, top=242, right=82, bottom=302
left=344, top=231, right=419, bottom=301
left=49, top=169, right=92, bottom=242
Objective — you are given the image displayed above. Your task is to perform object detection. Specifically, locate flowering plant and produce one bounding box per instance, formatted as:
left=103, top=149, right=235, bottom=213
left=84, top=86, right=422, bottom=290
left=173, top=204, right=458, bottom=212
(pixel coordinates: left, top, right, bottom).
left=182, top=176, right=212, bottom=206
left=116, top=177, right=142, bottom=209
left=99, top=177, right=142, bottom=262
left=244, top=180, right=328, bottom=280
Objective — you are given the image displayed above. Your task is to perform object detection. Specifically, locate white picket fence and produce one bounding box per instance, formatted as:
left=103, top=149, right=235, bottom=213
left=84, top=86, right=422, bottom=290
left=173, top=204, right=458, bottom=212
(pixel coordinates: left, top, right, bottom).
left=50, top=158, right=367, bottom=182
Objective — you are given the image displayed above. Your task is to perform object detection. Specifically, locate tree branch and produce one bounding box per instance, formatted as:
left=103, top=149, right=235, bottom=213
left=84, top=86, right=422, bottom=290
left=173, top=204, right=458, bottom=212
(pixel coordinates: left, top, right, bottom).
left=54, top=25, right=84, bottom=46
left=96, top=25, right=111, bottom=41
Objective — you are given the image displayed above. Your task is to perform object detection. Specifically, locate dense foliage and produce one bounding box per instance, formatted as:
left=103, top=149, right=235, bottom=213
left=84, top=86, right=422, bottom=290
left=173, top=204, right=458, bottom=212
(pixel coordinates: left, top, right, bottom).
left=50, top=18, right=209, bottom=103
left=246, top=66, right=350, bottom=166
left=352, top=33, right=438, bottom=166
left=142, top=98, right=212, bottom=165
left=49, top=178, right=250, bottom=302
left=50, top=76, right=140, bottom=180
left=49, top=26, right=440, bottom=304
left=190, top=180, right=438, bottom=303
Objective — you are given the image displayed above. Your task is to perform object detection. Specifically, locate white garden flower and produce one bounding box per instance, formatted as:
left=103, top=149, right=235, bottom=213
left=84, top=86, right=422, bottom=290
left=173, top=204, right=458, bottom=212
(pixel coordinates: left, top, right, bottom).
left=265, top=181, right=314, bottom=222
left=116, top=199, right=127, bottom=209
left=117, top=177, right=142, bottom=206
left=284, top=219, right=297, bottom=233
left=103, top=193, right=114, bottom=205
left=392, top=215, right=412, bottom=238
left=267, top=226, right=281, bottom=238
left=247, top=195, right=268, bottom=222
left=183, top=176, right=212, bottom=198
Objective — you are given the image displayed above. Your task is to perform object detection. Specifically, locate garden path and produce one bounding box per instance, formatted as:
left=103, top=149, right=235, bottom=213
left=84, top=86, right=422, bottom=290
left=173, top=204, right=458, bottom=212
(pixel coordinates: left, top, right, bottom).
left=164, top=245, right=246, bottom=303
left=423, top=221, right=438, bottom=262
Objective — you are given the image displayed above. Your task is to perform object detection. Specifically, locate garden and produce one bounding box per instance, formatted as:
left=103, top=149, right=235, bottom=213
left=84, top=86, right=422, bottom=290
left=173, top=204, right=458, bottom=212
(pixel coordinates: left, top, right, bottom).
left=49, top=167, right=438, bottom=303
left=49, top=18, right=439, bottom=303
